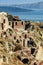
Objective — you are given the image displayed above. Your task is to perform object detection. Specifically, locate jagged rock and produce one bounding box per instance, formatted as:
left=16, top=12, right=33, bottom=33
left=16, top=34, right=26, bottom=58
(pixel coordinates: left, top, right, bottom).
left=0, top=12, right=43, bottom=65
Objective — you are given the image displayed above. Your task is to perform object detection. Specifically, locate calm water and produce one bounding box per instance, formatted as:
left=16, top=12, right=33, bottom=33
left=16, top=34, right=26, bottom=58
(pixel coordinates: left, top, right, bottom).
left=0, top=6, right=43, bottom=22
left=9, top=10, right=43, bottom=22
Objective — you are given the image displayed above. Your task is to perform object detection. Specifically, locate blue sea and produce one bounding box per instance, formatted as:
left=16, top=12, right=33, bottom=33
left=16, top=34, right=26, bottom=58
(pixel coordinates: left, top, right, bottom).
left=11, top=10, right=43, bottom=22
left=10, top=11, right=43, bottom=22
left=0, top=6, right=43, bottom=22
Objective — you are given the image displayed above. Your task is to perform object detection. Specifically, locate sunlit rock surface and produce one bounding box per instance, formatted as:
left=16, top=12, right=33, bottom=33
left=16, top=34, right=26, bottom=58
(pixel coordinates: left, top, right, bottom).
left=0, top=12, right=43, bottom=65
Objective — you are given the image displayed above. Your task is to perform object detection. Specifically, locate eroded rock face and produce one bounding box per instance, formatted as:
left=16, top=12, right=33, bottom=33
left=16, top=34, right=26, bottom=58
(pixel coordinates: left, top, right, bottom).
left=39, top=22, right=43, bottom=28
left=27, top=38, right=37, bottom=47
left=7, top=14, right=20, bottom=21
left=36, top=43, right=43, bottom=61
left=0, top=12, right=43, bottom=65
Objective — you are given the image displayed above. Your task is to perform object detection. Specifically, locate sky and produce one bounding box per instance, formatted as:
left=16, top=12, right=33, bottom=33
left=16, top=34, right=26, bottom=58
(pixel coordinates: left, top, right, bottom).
left=0, top=0, right=43, bottom=5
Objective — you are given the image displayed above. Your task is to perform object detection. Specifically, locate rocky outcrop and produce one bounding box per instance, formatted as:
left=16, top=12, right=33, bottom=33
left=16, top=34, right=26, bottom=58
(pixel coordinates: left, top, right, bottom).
left=0, top=12, right=43, bottom=65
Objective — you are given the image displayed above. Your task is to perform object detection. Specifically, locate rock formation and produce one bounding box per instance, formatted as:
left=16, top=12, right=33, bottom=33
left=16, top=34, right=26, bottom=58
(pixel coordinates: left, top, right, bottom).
left=0, top=12, right=43, bottom=65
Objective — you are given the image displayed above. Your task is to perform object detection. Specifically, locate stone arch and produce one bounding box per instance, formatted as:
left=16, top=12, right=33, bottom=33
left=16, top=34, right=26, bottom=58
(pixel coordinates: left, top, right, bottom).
left=22, top=58, right=29, bottom=64
left=27, top=37, right=37, bottom=47
left=6, top=28, right=13, bottom=32
left=6, top=28, right=13, bottom=36
left=1, top=31, right=7, bottom=38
